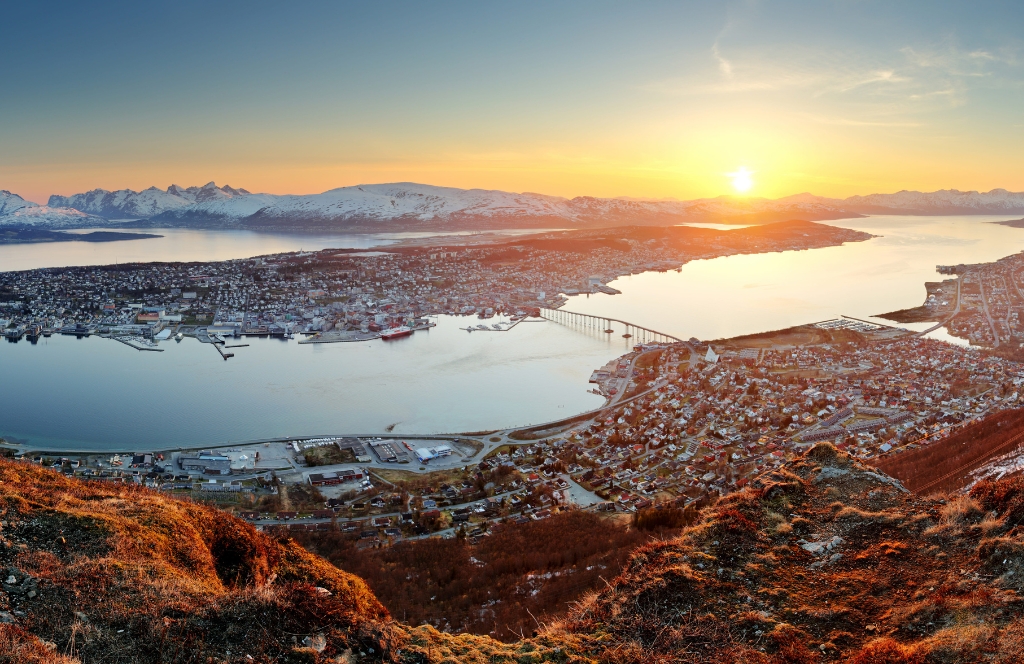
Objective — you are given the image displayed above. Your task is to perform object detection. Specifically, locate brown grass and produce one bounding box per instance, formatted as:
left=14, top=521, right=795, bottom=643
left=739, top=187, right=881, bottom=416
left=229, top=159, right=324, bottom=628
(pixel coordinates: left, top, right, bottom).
left=872, top=408, right=1024, bottom=495
left=9, top=441, right=1024, bottom=663
left=0, top=459, right=387, bottom=663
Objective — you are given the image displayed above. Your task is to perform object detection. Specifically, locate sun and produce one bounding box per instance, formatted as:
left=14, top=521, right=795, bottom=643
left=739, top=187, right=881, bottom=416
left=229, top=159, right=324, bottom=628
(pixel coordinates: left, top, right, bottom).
left=728, top=167, right=754, bottom=194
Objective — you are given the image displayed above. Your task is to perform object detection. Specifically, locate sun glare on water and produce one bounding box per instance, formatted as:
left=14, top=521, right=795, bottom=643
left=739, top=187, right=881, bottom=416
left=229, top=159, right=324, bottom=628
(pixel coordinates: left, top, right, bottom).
left=729, top=167, right=754, bottom=194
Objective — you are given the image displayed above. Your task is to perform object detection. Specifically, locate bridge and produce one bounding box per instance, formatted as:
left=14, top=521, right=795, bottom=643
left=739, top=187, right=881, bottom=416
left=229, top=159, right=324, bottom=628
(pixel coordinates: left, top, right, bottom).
left=539, top=307, right=682, bottom=344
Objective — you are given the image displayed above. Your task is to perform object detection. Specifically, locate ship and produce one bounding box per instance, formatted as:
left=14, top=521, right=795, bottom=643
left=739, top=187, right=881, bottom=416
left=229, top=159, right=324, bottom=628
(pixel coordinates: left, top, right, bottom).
left=380, top=325, right=413, bottom=340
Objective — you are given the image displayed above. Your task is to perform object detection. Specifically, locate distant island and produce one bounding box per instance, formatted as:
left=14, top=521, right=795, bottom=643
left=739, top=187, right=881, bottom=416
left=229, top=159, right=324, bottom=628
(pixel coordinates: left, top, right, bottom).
left=0, top=228, right=162, bottom=245
left=989, top=217, right=1024, bottom=228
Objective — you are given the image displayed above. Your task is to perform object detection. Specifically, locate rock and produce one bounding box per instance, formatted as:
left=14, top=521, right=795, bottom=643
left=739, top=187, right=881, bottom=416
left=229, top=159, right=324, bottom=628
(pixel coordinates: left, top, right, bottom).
left=801, top=536, right=844, bottom=558
left=0, top=611, right=15, bottom=624
left=302, top=634, right=327, bottom=653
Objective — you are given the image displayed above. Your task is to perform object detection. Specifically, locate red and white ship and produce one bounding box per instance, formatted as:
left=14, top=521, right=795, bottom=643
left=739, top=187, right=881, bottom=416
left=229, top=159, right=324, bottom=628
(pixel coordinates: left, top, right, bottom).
left=380, top=325, right=413, bottom=340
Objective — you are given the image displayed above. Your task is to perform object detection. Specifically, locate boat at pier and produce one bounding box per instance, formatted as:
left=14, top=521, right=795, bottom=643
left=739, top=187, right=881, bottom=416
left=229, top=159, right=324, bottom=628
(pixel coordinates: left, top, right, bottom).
left=380, top=326, right=413, bottom=340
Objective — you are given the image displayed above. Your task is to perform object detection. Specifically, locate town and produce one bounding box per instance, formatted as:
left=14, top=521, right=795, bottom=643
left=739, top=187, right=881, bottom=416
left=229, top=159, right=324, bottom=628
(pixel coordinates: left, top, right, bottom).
left=7, top=230, right=1024, bottom=547
left=0, top=221, right=868, bottom=344
left=10, top=309, right=1024, bottom=546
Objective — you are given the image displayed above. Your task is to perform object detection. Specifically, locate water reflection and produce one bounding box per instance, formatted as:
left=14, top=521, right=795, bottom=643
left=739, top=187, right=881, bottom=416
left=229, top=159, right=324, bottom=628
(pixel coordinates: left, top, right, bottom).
left=0, top=227, right=560, bottom=272
left=0, top=316, right=624, bottom=451
left=567, top=215, right=1024, bottom=341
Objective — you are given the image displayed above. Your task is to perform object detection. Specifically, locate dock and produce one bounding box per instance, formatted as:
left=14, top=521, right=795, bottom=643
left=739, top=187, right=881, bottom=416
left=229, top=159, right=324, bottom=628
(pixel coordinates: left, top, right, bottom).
left=298, top=331, right=381, bottom=344
left=213, top=343, right=234, bottom=360
left=461, top=320, right=523, bottom=333
left=111, top=336, right=164, bottom=352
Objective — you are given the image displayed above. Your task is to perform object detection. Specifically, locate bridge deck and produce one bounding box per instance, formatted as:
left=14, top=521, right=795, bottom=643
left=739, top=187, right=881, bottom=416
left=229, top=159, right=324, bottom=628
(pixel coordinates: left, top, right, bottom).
left=540, top=308, right=682, bottom=343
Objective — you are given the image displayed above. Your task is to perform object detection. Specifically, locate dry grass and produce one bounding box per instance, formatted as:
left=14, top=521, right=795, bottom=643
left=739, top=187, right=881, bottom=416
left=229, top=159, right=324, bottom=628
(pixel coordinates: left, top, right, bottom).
left=8, top=441, right=1024, bottom=663
left=0, top=459, right=387, bottom=663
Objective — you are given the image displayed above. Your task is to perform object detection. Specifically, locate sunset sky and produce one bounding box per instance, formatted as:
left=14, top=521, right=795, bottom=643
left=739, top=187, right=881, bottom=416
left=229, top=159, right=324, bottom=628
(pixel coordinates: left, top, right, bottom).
left=3, top=1, right=1024, bottom=204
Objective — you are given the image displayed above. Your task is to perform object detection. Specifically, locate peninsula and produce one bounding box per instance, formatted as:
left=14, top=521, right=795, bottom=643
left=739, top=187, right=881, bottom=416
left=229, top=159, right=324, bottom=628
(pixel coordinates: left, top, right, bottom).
left=0, top=227, right=161, bottom=245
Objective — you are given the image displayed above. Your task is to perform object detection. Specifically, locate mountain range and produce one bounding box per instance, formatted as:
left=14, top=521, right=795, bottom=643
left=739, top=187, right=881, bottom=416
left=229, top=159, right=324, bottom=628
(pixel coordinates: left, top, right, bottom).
left=3, top=182, right=1024, bottom=231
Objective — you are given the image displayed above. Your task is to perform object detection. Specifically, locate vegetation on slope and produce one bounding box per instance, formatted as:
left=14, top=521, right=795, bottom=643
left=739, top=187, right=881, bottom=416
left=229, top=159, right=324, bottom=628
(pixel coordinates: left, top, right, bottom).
left=292, top=510, right=676, bottom=641
left=8, top=441, right=1024, bottom=663
left=536, top=443, right=1024, bottom=662
left=0, top=459, right=388, bottom=663
left=873, top=408, right=1024, bottom=495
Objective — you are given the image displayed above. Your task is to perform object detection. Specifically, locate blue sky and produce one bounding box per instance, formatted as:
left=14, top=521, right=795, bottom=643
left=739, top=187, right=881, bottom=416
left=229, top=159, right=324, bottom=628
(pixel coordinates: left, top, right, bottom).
left=3, top=1, right=1024, bottom=203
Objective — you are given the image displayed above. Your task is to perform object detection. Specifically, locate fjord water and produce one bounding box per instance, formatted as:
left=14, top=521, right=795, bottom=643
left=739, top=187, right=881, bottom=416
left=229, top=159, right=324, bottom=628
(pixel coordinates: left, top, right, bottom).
left=0, top=227, right=550, bottom=272
left=3, top=214, right=1023, bottom=451
left=570, top=215, right=1024, bottom=341
left=0, top=317, right=624, bottom=451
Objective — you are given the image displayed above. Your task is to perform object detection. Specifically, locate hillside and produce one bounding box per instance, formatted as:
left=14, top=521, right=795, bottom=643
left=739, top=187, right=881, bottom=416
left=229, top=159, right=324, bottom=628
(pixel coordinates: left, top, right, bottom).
left=0, top=459, right=390, bottom=663
left=6, top=444, right=1024, bottom=662
left=872, top=409, right=1024, bottom=496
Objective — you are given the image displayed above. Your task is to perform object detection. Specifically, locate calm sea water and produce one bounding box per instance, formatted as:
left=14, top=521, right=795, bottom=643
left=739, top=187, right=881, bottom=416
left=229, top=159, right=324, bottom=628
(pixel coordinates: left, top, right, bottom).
left=2, top=214, right=1020, bottom=450
left=0, top=317, right=624, bottom=451
left=0, top=227, right=553, bottom=272
left=567, top=215, right=1024, bottom=341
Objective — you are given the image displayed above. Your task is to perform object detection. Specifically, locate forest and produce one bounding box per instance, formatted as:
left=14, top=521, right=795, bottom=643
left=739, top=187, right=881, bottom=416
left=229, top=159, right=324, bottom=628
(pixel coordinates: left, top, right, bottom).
left=291, top=508, right=683, bottom=640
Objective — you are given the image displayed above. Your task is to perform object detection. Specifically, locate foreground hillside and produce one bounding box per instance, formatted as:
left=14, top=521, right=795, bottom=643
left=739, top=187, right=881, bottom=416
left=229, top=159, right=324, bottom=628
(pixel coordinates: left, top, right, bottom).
left=6, top=443, right=1024, bottom=662
left=541, top=443, right=1024, bottom=662
left=0, top=460, right=392, bottom=663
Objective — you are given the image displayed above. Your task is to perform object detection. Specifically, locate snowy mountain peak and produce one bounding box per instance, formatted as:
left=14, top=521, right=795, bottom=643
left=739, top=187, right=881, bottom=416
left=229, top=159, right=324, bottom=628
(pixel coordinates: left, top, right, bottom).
left=1, top=189, right=106, bottom=228
left=47, top=182, right=257, bottom=219
left=0, top=190, right=35, bottom=216
left=16, top=181, right=1024, bottom=232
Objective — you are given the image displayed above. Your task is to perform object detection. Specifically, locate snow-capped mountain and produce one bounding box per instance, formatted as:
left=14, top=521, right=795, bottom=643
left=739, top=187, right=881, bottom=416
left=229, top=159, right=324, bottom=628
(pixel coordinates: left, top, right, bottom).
left=48, top=182, right=255, bottom=220
left=844, top=189, right=1024, bottom=214
left=35, top=182, right=853, bottom=230
left=0, top=190, right=36, bottom=216
left=15, top=182, right=1024, bottom=231
left=144, top=182, right=853, bottom=229
left=0, top=190, right=106, bottom=228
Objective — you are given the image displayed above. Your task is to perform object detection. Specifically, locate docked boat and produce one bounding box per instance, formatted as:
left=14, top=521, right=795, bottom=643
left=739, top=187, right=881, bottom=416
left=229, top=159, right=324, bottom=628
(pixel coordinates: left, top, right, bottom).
left=380, top=325, right=413, bottom=340
left=175, top=333, right=184, bottom=342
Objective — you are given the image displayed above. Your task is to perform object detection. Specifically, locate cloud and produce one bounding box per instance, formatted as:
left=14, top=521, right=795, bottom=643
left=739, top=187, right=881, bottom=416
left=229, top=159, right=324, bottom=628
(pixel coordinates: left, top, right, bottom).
left=799, top=113, right=923, bottom=128
left=712, top=42, right=733, bottom=77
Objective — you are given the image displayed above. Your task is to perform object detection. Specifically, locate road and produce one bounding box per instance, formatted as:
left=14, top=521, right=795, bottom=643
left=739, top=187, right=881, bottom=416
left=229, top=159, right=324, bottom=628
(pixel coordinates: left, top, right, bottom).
left=251, top=473, right=602, bottom=536
left=979, top=278, right=1001, bottom=347
left=917, top=274, right=962, bottom=338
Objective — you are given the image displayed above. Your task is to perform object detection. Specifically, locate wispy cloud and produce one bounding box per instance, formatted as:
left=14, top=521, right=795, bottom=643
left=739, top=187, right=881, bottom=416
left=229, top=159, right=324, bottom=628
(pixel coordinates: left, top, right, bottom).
left=642, top=32, right=1018, bottom=123
left=799, top=113, right=923, bottom=128
left=712, top=42, right=732, bottom=77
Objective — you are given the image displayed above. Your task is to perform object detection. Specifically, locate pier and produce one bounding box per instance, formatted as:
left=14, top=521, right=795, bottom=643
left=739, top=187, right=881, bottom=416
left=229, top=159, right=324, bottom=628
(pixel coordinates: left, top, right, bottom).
left=212, top=340, right=234, bottom=360
left=111, top=336, right=164, bottom=352
left=538, top=308, right=682, bottom=344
